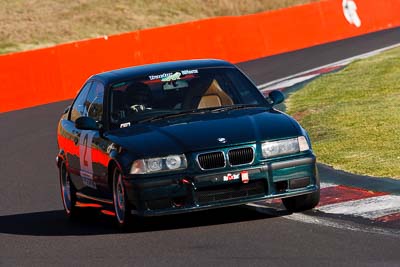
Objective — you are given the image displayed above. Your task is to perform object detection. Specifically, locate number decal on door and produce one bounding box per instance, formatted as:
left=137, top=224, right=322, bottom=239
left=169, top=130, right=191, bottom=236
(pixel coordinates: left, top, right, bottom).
left=82, top=134, right=89, bottom=167
left=79, top=130, right=94, bottom=183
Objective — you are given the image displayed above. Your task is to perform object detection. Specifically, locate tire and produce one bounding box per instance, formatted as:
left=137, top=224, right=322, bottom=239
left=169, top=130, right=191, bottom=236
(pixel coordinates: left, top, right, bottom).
left=282, top=189, right=320, bottom=212
left=59, top=161, right=79, bottom=219
left=112, top=167, right=133, bottom=228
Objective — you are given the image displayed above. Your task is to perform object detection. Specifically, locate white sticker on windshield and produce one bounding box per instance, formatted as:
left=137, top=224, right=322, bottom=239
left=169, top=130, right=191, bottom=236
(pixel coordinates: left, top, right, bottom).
left=181, top=69, right=198, bottom=75
left=149, top=69, right=198, bottom=81
left=149, top=73, right=173, bottom=81
left=161, top=72, right=182, bottom=82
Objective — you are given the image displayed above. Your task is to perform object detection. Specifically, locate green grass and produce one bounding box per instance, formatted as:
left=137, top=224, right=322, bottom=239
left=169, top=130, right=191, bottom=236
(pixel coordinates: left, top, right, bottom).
left=287, top=46, right=400, bottom=179
left=0, top=0, right=318, bottom=55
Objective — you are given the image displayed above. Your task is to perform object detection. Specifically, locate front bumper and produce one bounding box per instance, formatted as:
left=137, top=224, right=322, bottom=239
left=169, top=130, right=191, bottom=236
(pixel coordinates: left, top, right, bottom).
left=123, top=155, right=319, bottom=216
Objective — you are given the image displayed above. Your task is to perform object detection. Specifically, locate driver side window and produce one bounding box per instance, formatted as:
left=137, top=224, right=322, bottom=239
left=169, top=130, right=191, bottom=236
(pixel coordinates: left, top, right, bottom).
left=70, top=82, right=92, bottom=122
left=69, top=81, right=105, bottom=122
left=85, top=81, right=104, bottom=122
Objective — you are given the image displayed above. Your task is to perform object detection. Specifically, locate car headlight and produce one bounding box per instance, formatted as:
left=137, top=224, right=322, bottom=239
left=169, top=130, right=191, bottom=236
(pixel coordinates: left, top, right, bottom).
left=261, top=136, right=309, bottom=158
left=130, top=154, right=187, bottom=174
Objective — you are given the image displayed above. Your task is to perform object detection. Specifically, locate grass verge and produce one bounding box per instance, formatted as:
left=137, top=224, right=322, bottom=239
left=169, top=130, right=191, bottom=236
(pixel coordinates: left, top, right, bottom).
left=287, top=46, right=400, bottom=179
left=0, top=0, right=318, bottom=55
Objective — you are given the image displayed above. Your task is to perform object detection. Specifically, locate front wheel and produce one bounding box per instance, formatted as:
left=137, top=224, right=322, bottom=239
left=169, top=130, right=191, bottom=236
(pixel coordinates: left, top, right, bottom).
left=282, top=190, right=320, bottom=212
left=112, top=167, right=133, bottom=228
left=59, top=161, right=79, bottom=218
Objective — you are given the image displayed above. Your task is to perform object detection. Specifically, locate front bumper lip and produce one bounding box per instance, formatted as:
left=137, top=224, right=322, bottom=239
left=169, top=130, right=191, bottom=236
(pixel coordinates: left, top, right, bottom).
left=123, top=155, right=318, bottom=217
left=133, top=185, right=318, bottom=217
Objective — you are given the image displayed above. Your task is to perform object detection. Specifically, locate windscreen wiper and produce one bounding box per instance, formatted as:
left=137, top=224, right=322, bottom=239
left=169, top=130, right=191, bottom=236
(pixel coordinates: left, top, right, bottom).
left=209, top=104, right=261, bottom=113
left=136, top=105, right=262, bottom=123
left=136, top=109, right=206, bottom=123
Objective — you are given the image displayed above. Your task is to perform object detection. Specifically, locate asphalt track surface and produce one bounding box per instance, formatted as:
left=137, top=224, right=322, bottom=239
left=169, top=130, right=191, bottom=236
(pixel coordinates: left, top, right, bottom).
left=1, top=27, right=400, bottom=266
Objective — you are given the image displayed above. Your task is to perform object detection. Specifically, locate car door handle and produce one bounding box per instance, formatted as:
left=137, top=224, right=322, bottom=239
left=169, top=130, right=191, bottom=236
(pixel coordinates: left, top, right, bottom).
left=74, top=138, right=79, bottom=145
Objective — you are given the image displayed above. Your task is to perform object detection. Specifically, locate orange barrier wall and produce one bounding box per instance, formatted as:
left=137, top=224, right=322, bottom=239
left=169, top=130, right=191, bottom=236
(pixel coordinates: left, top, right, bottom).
left=1, top=0, right=400, bottom=113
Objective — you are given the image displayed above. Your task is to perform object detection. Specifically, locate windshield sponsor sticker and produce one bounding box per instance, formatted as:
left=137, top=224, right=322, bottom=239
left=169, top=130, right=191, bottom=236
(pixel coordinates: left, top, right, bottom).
left=181, top=69, right=198, bottom=75
left=149, top=69, right=198, bottom=81
left=149, top=72, right=173, bottom=81
left=161, top=72, right=181, bottom=82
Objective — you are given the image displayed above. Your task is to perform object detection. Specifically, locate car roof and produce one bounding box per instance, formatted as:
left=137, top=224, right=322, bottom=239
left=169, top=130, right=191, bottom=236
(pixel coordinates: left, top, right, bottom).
left=90, top=59, right=235, bottom=85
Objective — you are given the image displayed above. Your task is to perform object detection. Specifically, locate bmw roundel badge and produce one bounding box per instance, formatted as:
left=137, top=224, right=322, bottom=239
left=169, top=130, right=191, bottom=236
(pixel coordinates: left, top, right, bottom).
left=217, top=137, right=227, bottom=143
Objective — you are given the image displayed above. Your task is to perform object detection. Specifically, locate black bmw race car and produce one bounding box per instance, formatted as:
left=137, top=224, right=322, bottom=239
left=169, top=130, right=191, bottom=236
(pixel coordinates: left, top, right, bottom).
left=56, top=59, right=320, bottom=227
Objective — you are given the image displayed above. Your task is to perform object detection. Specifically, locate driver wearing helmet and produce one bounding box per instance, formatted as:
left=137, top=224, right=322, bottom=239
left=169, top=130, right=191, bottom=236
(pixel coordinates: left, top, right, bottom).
left=125, top=82, right=153, bottom=112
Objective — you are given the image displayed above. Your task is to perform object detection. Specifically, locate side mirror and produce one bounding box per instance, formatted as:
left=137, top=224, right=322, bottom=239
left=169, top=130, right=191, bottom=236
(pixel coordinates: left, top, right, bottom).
left=267, top=90, right=285, bottom=105
left=75, top=116, right=99, bottom=130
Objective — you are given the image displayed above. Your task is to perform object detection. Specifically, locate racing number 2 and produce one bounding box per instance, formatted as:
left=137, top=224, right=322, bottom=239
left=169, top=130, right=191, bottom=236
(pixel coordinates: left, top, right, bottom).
left=79, top=130, right=94, bottom=177
left=82, top=134, right=89, bottom=167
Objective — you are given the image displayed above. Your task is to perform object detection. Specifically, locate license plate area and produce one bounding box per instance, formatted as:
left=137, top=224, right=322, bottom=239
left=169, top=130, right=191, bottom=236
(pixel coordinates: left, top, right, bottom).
left=194, top=168, right=261, bottom=184
left=195, top=180, right=266, bottom=205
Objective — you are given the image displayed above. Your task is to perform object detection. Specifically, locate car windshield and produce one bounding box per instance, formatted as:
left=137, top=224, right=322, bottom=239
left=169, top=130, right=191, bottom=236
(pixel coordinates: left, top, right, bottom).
left=109, top=67, right=267, bottom=129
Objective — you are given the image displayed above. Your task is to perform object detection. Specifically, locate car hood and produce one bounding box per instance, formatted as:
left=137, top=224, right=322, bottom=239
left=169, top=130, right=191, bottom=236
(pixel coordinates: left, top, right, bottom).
left=105, top=108, right=301, bottom=158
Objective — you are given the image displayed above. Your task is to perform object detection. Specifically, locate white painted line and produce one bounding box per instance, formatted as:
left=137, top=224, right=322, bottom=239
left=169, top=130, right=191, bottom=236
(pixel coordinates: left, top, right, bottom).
left=317, top=195, right=400, bottom=219
left=261, top=74, right=319, bottom=91
left=245, top=205, right=400, bottom=237
left=256, top=42, right=400, bottom=90
left=284, top=212, right=400, bottom=237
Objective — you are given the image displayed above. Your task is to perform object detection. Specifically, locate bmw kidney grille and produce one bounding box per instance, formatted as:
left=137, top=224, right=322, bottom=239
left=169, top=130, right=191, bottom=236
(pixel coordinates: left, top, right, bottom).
left=197, top=147, right=254, bottom=170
